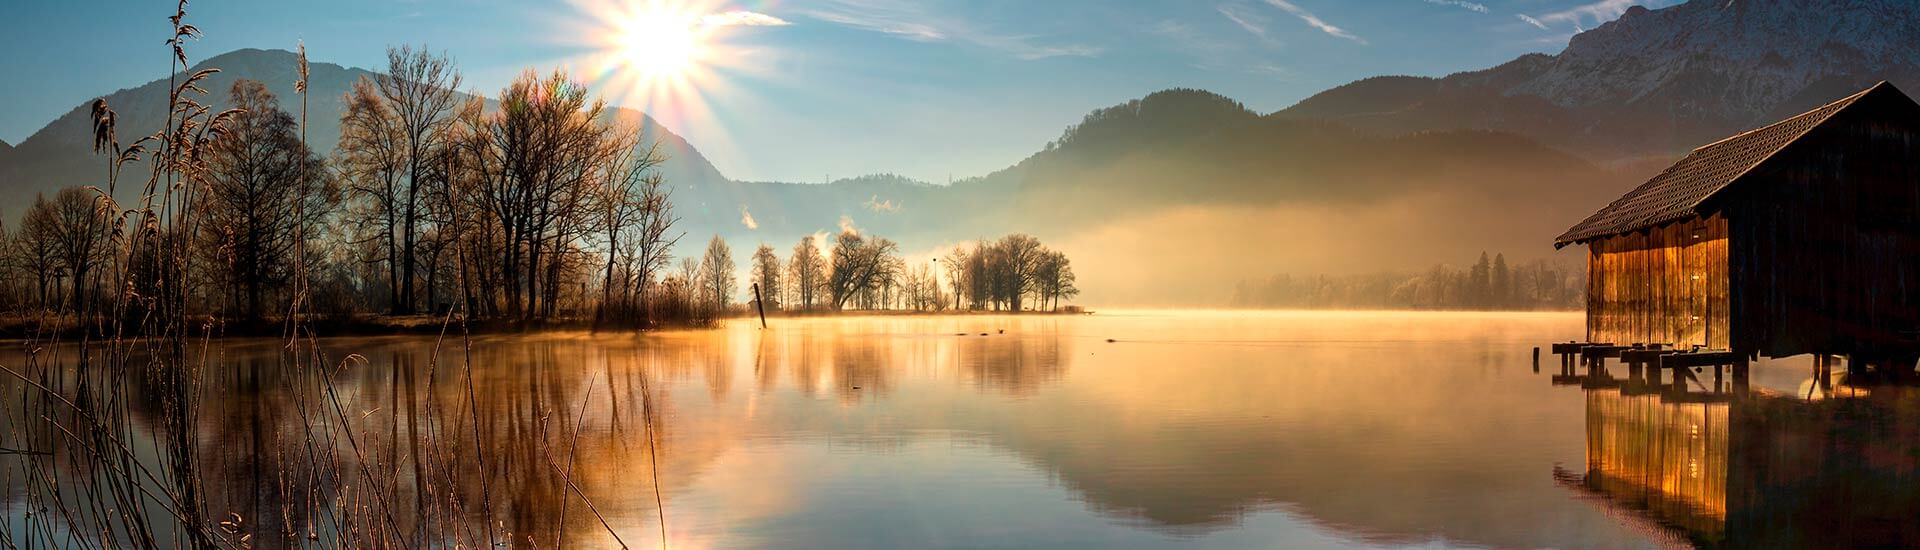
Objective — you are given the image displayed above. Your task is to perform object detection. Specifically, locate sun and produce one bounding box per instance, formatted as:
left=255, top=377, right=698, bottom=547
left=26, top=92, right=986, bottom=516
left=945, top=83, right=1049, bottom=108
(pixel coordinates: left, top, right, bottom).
left=562, top=0, right=773, bottom=161
left=566, top=0, right=743, bottom=117
left=615, top=6, right=709, bottom=82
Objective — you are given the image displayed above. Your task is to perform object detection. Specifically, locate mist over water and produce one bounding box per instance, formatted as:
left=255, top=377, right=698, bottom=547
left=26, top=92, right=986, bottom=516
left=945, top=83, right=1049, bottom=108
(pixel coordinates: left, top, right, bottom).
left=0, top=311, right=1816, bottom=547
left=7, top=311, right=1915, bottom=547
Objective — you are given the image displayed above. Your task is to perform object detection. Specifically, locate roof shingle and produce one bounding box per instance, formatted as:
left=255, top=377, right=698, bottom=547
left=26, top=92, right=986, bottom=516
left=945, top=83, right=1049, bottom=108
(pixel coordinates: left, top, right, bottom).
left=1553, top=82, right=1889, bottom=247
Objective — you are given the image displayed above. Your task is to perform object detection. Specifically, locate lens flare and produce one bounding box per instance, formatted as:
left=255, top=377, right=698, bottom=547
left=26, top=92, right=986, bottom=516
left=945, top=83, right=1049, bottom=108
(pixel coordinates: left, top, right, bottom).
left=615, top=4, right=708, bottom=82
left=561, top=0, right=776, bottom=136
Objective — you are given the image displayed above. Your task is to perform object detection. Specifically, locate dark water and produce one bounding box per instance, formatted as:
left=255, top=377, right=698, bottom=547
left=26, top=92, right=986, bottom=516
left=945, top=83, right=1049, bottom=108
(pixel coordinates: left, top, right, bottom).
left=5, top=311, right=1918, bottom=548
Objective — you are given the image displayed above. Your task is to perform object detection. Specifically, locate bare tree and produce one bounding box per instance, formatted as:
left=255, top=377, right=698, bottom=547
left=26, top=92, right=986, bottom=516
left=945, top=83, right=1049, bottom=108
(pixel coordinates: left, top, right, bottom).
left=825, top=230, right=900, bottom=311
left=14, top=195, right=62, bottom=309
left=202, top=80, right=332, bottom=321
left=678, top=256, right=704, bottom=311
left=46, top=187, right=111, bottom=315
left=966, top=239, right=993, bottom=310
left=996, top=234, right=1045, bottom=311
left=376, top=45, right=463, bottom=314
left=1035, top=250, right=1078, bottom=311
left=750, top=244, right=782, bottom=311
left=623, top=170, right=680, bottom=317
left=338, top=77, right=407, bottom=313
left=593, top=128, right=667, bottom=323
left=452, top=69, right=611, bottom=320
left=787, top=235, right=825, bottom=311
left=941, top=246, right=968, bottom=311
left=700, top=236, right=736, bottom=313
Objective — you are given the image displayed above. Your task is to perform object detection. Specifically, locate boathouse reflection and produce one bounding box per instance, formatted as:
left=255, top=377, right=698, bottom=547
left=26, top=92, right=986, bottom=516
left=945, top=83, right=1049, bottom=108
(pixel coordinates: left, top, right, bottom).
left=1557, top=383, right=1920, bottom=548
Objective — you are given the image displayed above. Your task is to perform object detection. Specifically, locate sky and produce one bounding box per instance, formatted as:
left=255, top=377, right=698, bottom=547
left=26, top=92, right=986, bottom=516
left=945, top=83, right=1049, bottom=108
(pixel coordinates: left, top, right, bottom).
left=0, top=0, right=1679, bottom=183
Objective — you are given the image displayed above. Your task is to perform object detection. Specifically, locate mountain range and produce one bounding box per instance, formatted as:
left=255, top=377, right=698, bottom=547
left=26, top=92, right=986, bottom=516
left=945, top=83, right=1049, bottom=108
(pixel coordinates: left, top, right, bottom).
left=1, top=0, right=1909, bottom=304
left=1276, top=0, right=1920, bottom=162
left=0, top=48, right=727, bottom=221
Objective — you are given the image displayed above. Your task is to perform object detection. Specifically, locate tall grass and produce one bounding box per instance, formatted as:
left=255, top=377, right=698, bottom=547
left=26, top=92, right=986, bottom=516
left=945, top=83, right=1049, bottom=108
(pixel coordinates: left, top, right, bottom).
left=0, top=5, right=658, bottom=548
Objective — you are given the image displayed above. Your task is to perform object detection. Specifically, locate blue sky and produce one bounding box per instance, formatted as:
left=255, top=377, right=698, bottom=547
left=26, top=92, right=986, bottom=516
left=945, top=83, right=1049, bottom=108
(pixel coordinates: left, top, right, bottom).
left=0, top=0, right=1678, bottom=183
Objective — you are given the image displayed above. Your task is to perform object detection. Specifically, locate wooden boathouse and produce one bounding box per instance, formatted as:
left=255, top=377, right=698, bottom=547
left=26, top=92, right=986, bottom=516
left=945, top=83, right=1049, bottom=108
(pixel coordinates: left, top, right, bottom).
left=1554, top=81, right=1920, bottom=370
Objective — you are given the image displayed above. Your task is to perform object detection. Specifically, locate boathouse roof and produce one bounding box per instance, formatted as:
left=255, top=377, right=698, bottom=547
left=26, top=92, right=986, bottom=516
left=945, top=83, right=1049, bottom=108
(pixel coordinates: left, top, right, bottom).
left=1553, top=82, right=1901, bottom=248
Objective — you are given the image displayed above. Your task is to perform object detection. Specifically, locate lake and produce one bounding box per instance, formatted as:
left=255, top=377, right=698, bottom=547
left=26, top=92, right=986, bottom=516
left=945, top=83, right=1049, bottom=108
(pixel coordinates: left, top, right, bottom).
left=4, top=311, right=1915, bottom=548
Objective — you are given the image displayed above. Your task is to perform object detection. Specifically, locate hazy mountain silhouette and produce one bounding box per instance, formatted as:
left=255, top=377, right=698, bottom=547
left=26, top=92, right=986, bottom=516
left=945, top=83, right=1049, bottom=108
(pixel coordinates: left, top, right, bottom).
left=1276, top=0, right=1920, bottom=162
left=4, top=0, right=1874, bottom=303
left=916, top=90, right=1627, bottom=304
left=0, top=48, right=728, bottom=222
left=715, top=87, right=1622, bottom=262
left=0, top=50, right=1624, bottom=304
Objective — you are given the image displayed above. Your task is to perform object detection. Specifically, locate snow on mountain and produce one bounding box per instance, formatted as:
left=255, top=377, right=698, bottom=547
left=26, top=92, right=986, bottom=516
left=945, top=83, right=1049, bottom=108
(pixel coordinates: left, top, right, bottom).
left=1279, top=0, right=1920, bottom=160
left=1513, top=0, right=1920, bottom=119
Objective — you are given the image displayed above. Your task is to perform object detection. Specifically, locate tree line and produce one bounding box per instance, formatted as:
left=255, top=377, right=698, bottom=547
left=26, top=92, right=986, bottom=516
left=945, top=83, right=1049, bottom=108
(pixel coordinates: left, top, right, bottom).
left=674, top=231, right=1079, bottom=316
left=1231, top=252, right=1584, bottom=310
left=0, top=46, right=1083, bottom=332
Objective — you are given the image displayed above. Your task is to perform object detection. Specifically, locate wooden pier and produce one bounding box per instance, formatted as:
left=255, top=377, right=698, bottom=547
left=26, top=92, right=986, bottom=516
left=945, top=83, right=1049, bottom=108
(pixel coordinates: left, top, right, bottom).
left=1547, top=341, right=1749, bottom=400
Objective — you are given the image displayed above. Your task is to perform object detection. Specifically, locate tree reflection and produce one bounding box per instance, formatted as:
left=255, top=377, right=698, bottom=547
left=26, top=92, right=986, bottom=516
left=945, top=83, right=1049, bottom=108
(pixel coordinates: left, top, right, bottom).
left=955, top=330, right=1065, bottom=396
left=0, top=316, right=1096, bottom=546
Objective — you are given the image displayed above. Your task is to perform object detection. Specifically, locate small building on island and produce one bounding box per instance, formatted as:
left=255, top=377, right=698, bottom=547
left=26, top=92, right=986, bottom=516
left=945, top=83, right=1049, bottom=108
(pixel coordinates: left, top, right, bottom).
left=1555, top=82, right=1920, bottom=368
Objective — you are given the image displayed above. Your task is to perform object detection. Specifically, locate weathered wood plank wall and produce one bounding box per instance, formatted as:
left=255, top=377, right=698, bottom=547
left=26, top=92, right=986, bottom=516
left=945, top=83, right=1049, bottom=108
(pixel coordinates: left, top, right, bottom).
left=1723, top=95, right=1920, bottom=358
left=1586, top=214, right=1729, bottom=349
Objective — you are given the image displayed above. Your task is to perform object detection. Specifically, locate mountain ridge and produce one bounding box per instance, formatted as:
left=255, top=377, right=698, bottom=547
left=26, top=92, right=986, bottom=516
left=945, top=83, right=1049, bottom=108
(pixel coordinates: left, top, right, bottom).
left=1274, top=0, right=1920, bottom=161
left=9, top=0, right=1847, bottom=303
left=0, top=48, right=731, bottom=221
left=0, top=46, right=1623, bottom=307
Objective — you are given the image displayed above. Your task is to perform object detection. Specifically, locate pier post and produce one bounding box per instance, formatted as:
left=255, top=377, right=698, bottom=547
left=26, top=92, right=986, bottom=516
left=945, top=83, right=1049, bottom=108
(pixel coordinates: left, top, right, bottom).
left=1733, top=355, right=1750, bottom=393
left=752, top=283, right=768, bottom=329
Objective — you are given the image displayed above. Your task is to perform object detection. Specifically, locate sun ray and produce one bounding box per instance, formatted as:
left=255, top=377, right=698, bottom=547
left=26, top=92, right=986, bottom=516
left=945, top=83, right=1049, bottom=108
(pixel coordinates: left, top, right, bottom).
left=557, top=0, right=780, bottom=146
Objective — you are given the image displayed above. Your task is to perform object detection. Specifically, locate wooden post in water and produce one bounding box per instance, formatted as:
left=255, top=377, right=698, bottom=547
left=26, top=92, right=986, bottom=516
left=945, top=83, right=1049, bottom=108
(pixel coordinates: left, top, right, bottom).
left=752, top=283, right=768, bottom=329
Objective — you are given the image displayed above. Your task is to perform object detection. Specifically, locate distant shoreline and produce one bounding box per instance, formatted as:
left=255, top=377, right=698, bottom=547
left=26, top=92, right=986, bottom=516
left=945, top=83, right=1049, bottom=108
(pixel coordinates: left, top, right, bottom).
left=0, top=307, right=1592, bottom=342
left=0, top=308, right=1098, bottom=341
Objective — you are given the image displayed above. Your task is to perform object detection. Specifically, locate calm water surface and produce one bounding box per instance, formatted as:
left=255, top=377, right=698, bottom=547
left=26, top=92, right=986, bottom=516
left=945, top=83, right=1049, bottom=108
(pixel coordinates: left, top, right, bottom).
left=9, top=311, right=1918, bottom=548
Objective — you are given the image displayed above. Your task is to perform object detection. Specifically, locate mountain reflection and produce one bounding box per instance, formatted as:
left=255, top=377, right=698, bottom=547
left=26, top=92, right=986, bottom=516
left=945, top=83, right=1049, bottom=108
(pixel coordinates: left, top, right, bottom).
left=8, top=313, right=1691, bottom=548
left=1561, top=384, right=1920, bottom=548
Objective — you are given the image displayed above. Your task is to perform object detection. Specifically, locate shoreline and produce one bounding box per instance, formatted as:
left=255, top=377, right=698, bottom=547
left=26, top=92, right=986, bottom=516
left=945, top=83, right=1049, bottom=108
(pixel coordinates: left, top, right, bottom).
left=0, top=308, right=1096, bottom=341
left=0, top=307, right=1588, bottom=341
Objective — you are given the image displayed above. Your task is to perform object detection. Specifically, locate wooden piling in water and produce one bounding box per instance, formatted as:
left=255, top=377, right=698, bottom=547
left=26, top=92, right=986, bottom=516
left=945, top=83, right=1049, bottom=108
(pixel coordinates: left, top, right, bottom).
left=752, top=283, right=768, bottom=329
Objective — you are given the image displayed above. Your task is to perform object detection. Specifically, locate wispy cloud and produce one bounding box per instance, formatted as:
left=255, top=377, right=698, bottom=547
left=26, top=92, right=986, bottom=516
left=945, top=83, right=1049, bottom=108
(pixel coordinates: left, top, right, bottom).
left=802, top=8, right=944, bottom=41
left=703, top=10, right=791, bottom=27
left=1528, top=0, right=1669, bottom=30
left=1421, top=0, right=1488, bottom=13
left=740, top=205, right=759, bottom=229
left=802, top=0, right=1097, bottom=59
left=1262, top=0, right=1365, bottom=44
left=1516, top=14, right=1550, bottom=30
left=838, top=215, right=860, bottom=235
left=1217, top=4, right=1267, bottom=38
left=1152, top=18, right=1248, bottom=71
left=1247, top=62, right=1294, bottom=80
left=1004, top=42, right=1101, bottom=60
